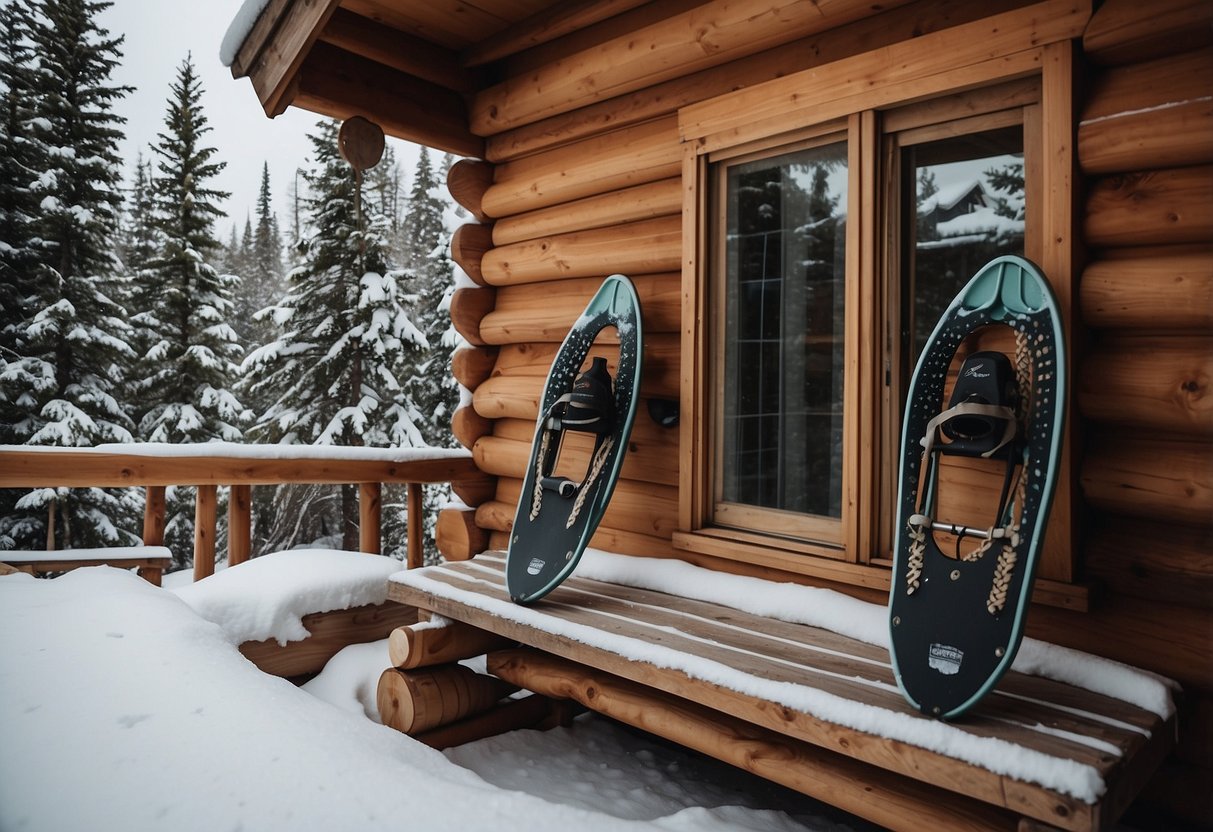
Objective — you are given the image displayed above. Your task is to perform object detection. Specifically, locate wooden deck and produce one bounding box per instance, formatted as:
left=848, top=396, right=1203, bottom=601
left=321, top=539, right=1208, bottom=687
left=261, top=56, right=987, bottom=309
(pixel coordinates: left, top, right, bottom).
left=388, top=552, right=1175, bottom=832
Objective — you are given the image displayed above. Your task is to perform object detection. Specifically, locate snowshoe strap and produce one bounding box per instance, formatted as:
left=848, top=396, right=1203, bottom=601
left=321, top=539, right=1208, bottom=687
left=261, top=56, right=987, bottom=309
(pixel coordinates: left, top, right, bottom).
left=920, top=402, right=1018, bottom=460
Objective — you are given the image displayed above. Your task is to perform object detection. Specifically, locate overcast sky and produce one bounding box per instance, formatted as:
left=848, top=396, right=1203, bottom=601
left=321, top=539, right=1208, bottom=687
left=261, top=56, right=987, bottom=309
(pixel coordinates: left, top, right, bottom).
left=98, top=0, right=423, bottom=239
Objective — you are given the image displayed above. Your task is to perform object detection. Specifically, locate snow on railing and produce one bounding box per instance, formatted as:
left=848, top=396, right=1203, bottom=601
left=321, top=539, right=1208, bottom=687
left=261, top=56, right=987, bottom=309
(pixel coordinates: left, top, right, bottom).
left=0, top=443, right=476, bottom=580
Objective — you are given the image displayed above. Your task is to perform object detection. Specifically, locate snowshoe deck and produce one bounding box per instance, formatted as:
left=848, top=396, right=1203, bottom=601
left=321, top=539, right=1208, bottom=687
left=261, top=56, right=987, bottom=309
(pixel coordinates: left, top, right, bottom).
left=506, top=275, right=643, bottom=604
left=889, top=255, right=1066, bottom=719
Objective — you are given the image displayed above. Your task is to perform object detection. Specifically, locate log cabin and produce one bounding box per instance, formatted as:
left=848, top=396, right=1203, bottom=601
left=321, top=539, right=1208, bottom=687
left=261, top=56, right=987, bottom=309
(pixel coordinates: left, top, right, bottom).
left=224, top=0, right=1213, bottom=827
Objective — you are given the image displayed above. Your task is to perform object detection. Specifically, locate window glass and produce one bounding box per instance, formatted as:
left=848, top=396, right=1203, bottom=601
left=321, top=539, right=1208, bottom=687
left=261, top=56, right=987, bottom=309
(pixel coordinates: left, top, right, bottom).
left=718, top=142, right=847, bottom=520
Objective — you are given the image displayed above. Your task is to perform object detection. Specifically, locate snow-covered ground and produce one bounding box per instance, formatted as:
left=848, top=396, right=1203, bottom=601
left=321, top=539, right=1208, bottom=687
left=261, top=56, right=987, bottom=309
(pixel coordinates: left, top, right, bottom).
left=0, top=560, right=865, bottom=832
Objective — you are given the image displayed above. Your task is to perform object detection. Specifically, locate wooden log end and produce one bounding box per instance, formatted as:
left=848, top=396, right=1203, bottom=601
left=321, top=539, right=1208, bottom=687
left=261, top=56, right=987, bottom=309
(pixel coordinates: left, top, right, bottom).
left=451, top=345, right=500, bottom=390
left=436, top=508, right=491, bottom=562
left=378, top=663, right=518, bottom=735
left=451, top=223, right=495, bottom=286
left=452, top=405, right=494, bottom=451
left=389, top=619, right=516, bottom=669
left=450, top=472, right=497, bottom=508
left=447, top=159, right=494, bottom=222
left=449, top=286, right=497, bottom=347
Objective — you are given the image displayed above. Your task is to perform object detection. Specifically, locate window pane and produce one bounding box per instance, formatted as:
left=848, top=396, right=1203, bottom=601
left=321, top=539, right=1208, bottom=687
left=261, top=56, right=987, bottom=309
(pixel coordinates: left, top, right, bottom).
left=903, top=127, right=1025, bottom=360
left=719, top=142, right=847, bottom=519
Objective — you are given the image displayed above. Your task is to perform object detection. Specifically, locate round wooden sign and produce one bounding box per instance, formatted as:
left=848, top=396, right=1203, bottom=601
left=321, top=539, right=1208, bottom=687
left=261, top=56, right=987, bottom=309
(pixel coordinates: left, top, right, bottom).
left=338, top=116, right=385, bottom=172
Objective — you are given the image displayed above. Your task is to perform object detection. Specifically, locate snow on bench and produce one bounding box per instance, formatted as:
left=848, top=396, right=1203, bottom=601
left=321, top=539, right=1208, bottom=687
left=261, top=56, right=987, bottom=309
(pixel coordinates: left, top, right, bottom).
left=173, top=549, right=417, bottom=677
left=1, top=546, right=173, bottom=585
left=388, top=550, right=1177, bottom=832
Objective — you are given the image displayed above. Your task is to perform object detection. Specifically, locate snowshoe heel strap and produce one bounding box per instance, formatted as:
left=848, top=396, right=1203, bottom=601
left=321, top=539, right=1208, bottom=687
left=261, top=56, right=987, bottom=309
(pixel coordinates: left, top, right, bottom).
left=931, top=351, right=1020, bottom=458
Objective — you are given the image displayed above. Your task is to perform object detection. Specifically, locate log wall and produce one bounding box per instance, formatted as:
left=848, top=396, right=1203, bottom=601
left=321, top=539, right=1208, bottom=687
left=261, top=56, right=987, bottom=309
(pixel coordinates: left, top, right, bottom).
left=438, top=1, right=1212, bottom=822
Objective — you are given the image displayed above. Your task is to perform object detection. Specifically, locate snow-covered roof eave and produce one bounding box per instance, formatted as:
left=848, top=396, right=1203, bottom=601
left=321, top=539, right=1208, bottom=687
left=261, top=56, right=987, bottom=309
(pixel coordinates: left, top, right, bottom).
left=220, top=0, right=272, bottom=68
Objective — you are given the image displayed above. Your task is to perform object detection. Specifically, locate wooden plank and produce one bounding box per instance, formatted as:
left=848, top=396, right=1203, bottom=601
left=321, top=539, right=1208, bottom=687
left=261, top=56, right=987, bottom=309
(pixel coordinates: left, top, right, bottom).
left=488, top=648, right=1023, bottom=832
left=481, top=215, right=681, bottom=286
left=316, top=8, right=484, bottom=95
left=482, top=117, right=681, bottom=218
left=1083, top=166, right=1213, bottom=249
left=461, top=0, right=650, bottom=67
left=484, top=0, right=1028, bottom=162
left=492, top=179, right=682, bottom=246
left=679, top=0, right=1089, bottom=144
left=2, top=554, right=172, bottom=571
left=193, top=485, right=217, bottom=582
left=0, top=451, right=478, bottom=488
left=1079, top=250, right=1213, bottom=331
left=479, top=273, right=681, bottom=343
left=239, top=601, right=418, bottom=678
left=339, top=0, right=517, bottom=51
left=468, top=0, right=912, bottom=134
left=390, top=560, right=1168, bottom=830
left=293, top=42, right=484, bottom=159
left=359, top=482, right=381, bottom=554
left=245, top=0, right=341, bottom=116
left=228, top=483, right=252, bottom=566
left=1082, top=0, right=1213, bottom=66
left=1078, top=336, right=1213, bottom=436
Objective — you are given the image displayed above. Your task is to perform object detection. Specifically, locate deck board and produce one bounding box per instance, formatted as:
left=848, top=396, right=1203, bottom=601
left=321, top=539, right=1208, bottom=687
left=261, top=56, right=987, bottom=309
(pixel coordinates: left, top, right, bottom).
left=388, top=551, right=1174, bottom=831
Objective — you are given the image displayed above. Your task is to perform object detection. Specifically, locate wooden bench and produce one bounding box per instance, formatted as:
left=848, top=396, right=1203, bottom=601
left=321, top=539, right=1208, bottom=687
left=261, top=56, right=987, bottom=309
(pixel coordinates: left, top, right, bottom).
left=388, top=552, right=1176, bottom=832
left=1, top=546, right=173, bottom=586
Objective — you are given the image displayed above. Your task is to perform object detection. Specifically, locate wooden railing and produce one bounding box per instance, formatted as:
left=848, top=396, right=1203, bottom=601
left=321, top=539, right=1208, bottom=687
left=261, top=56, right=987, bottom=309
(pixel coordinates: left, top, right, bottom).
left=0, top=445, right=480, bottom=581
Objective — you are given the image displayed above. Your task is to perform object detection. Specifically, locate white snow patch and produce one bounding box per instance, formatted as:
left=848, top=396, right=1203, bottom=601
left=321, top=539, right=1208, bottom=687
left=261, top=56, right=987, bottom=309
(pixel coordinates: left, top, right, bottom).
left=220, top=0, right=273, bottom=66
left=0, top=441, right=469, bottom=463
left=0, top=545, right=171, bottom=563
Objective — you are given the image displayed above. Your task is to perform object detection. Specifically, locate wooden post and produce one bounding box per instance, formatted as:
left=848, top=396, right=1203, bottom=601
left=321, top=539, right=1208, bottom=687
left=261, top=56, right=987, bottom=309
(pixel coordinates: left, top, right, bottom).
left=407, top=482, right=423, bottom=569
left=45, top=497, right=56, bottom=550
left=228, top=483, right=251, bottom=566
left=359, top=482, right=381, bottom=554
left=143, top=486, right=166, bottom=546
left=193, top=484, right=217, bottom=582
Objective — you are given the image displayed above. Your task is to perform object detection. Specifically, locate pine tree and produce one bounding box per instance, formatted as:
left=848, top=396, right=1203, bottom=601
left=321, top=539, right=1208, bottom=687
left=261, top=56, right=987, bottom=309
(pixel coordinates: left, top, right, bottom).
left=0, top=1, right=38, bottom=347
left=131, top=54, right=249, bottom=566
left=245, top=119, right=427, bottom=553
left=0, top=0, right=141, bottom=550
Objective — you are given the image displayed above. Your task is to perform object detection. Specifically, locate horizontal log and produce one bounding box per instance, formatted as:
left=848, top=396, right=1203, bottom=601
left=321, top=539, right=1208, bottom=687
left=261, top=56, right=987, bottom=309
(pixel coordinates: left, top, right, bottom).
left=377, top=663, right=517, bottom=735
left=411, top=693, right=562, bottom=750
left=388, top=619, right=514, bottom=669
left=468, top=0, right=911, bottom=135
left=481, top=215, right=681, bottom=287
left=1079, top=49, right=1213, bottom=175
left=239, top=601, right=418, bottom=678
left=472, top=376, right=539, bottom=421
left=493, top=473, right=678, bottom=540
left=486, top=648, right=1020, bottom=831
left=1078, top=336, right=1213, bottom=435
left=482, top=117, right=681, bottom=218
left=451, top=404, right=494, bottom=451
left=479, top=273, right=681, bottom=344
left=448, top=286, right=497, bottom=346
left=1085, top=516, right=1213, bottom=609
left=449, top=472, right=496, bottom=508
left=450, top=223, right=494, bottom=286
left=1082, top=0, right=1213, bottom=66
left=446, top=159, right=494, bottom=224
left=492, top=179, right=682, bottom=246
left=489, top=334, right=680, bottom=398
left=1080, top=251, right=1213, bottom=330
left=435, top=507, right=490, bottom=561
left=0, top=451, right=478, bottom=487
left=477, top=414, right=680, bottom=487
left=1084, top=166, right=1213, bottom=249
left=484, top=0, right=1026, bottom=162
left=451, top=345, right=499, bottom=391
left=1081, top=434, right=1213, bottom=526
left=486, top=524, right=676, bottom=558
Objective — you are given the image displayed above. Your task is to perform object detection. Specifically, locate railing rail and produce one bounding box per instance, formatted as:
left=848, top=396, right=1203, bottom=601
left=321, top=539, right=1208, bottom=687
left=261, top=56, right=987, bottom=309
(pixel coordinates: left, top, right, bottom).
left=0, top=445, right=479, bottom=580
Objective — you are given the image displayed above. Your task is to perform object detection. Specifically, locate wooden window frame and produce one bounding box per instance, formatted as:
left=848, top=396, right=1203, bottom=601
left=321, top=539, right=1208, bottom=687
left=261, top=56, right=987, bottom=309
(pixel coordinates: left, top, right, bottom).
left=674, top=2, right=1086, bottom=609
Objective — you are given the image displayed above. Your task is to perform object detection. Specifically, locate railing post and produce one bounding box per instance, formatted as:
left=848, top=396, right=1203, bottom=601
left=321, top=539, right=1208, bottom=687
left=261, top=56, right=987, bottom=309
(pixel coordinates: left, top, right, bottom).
left=143, top=486, right=166, bottom=546
left=407, top=482, right=423, bottom=569
left=359, top=482, right=382, bottom=554
left=229, top=484, right=251, bottom=566
left=194, top=485, right=217, bottom=581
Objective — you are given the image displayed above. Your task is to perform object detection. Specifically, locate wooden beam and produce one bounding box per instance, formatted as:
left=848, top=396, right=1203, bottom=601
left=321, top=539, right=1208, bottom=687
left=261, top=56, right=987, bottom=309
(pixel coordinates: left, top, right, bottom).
left=230, top=0, right=292, bottom=77
left=244, top=0, right=341, bottom=117
left=461, top=0, right=650, bottom=68
left=0, top=451, right=478, bottom=488
left=240, top=601, right=418, bottom=678
left=1084, top=165, right=1213, bottom=248
left=377, top=663, right=518, bottom=735
left=317, top=8, right=484, bottom=95
left=142, top=485, right=166, bottom=546
left=1082, top=0, right=1213, bottom=66
left=359, top=482, right=381, bottom=554
left=1078, top=336, right=1213, bottom=436
left=388, top=619, right=514, bottom=669
left=407, top=483, right=424, bottom=569
left=1080, top=250, right=1213, bottom=331
left=1082, top=435, right=1213, bottom=526
left=487, top=648, right=1022, bottom=832
left=493, top=178, right=682, bottom=246
left=194, top=484, right=217, bottom=581
left=435, top=507, right=490, bottom=561
left=411, top=693, right=564, bottom=750
left=293, top=42, right=483, bottom=159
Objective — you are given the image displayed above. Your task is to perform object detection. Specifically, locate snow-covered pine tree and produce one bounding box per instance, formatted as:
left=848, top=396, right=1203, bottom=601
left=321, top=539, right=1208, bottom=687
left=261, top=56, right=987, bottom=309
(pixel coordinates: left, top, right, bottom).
left=132, top=54, right=249, bottom=566
left=0, top=1, right=38, bottom=349
left=0, top=0, right=141, bottom=551
left=244, top=119, right=428, bottom=554
left=399, top=147, right=459, bottom=449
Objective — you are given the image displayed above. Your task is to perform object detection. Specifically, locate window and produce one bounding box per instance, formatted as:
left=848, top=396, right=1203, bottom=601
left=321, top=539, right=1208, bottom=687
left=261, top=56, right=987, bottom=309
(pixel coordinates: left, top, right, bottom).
left=676, top=32, right=1078, bottom=594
